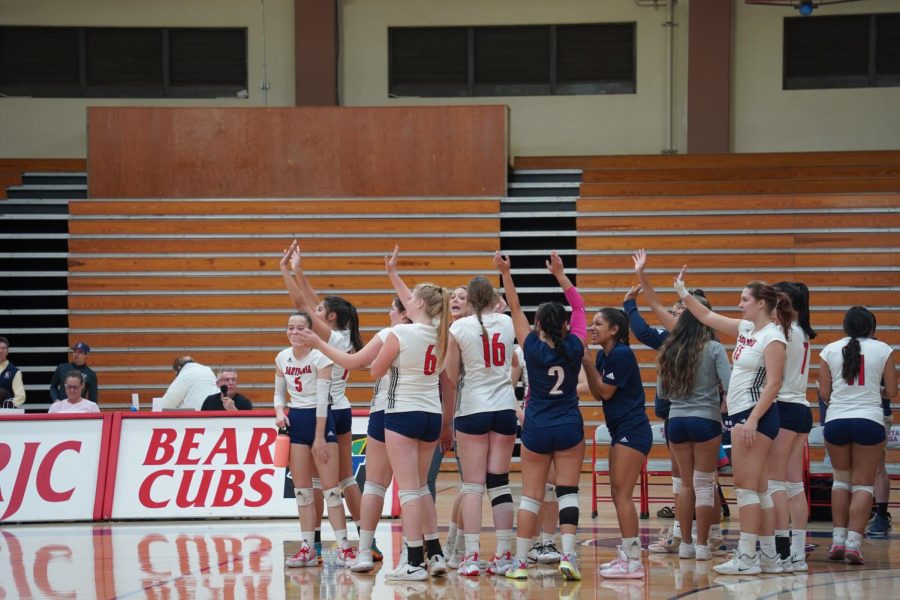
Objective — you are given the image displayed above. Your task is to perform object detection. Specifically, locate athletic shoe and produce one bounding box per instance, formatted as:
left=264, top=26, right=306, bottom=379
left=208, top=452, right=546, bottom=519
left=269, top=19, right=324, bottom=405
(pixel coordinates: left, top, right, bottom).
left=350, top=549, right=374, bottom=573
left=487, top=551, right=514, bottom=575
left=648, top=528, right=681, bottom=554
left=707, top=536, right=729, bottom=557
left=759, top=551, right=783, bottom=574
left=695, top=545, right=712, bottom=561
left=446, top=551, right=463, bottom=570
left=867, top=513, right=892, bottom=536
left=844, top=541, right=864, bottom=565
left=457, top=552, right=480, bottom=577
left=827, top=542, right=846, bottom=561
left=712, top=552, right=761, bottom=576
left=559, top=553, right=582, bottom=581
left=526, top=542, right=544, bottom=563
left=598, top=548, right=644, bottom=579
left=777, top=555, right=793, bottom=574
left=385, top=562, right=429, bottom=582
left=428, top=553, right=448, bottom=576
left=679, top=543, right=695, bottom=559
left=505, top=559, right=529, bottom=580
left=540, top=542, right=561, bottom=563
left=334, top=542, right=358, bottom=567
left=285, top=542, right=318, bottom=568
left=371, top=540, right=384, bottom=562
left=789, top=553, right=808, bottom=572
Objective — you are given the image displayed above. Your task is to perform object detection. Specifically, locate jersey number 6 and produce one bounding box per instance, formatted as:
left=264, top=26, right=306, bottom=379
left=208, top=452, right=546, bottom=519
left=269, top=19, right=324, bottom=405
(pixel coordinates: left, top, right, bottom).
left=424, top=344, right=437, bottom=375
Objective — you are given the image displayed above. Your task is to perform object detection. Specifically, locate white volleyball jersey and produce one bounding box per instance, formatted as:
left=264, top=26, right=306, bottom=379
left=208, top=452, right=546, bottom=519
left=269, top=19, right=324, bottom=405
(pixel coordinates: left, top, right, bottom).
left=328, top=329, right=353, bottom=410
left=275, top=347, right=333, bottom=409
left=777, top=323, right=811, bottom=406
left=821, top=337, right=894, bottom=425
left=385, top=323, right=441, bottom=414
left=369, top=328, right=393, bottom=413
left=450, top=313, right=517, bottom=416
left=727, top=320, right=787, bottom=415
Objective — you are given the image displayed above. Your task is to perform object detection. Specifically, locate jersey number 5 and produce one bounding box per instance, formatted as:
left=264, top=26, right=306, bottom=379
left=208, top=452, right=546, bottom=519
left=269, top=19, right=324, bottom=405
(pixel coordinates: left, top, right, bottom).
left=424, top=344, right=437, bottom=375
left=293, top=377, right=303, bottom=393
left=481, top=332, right=506, bottom=368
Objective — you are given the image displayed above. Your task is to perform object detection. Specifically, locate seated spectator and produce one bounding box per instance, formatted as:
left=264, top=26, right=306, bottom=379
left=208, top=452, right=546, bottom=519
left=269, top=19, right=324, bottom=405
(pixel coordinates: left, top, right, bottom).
left=0, top=336, right=26, bottom=407
left=158, top=356, right=219, bottom=410
left=48, top=371, right=101, bottom=414
left=202, top=368, right=253, bottom=411
left=49, top=341, right=98, bottom=403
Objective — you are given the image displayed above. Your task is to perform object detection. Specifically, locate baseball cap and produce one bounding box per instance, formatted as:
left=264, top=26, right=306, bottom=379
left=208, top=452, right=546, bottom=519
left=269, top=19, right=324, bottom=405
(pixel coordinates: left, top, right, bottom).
left=73, top=341, right=91, bottom=354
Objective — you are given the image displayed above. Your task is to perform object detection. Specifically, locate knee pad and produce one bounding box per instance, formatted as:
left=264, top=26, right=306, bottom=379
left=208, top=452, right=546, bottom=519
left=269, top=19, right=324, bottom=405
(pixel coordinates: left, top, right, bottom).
left=544, top=483, right=557, bottom=503
left=398, top=489, right=420, bottom=507
left=759, top=491, right=774, bottom=510
left=311, top=477, right=322, bottom=490
left=556, top=486, right=579, bottom=527
left=786, top=481, right=805, bottom=499
left=417, top=485, right=431, bottom=499
left=519, top=496, right=541, bottom=515
left=460, top=482, right=486, bottom=497
left=693, top=470, right=716, bottom=508
left=324, top=486, right=343, bottom=508
left=832, top=469, right=851, bottom=492
left=735, top=488, right=760, bottom=508
left=294, top=487, right=314, bottom=507
left=672, top=476, right=683, bottom=496
left=767, top=480, right=786, bottom=503
left=486, top=473, right=513, bottom=507
left=363, top=481, right=387, bottom=498
left=339, top=476, right=358, bottom=493
left=851, top=485, right=874, bottom=497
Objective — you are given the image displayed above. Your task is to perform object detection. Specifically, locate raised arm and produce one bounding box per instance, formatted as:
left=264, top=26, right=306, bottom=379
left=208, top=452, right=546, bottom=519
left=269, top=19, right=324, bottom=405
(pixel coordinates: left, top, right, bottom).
left=297, top=328, right=384, bottom=370
left=385, top=244, right=413, bottom=303
left=547, top=251, right=586, bottom=342
left=623, top=284, right=667, bottom=350
left=494, top=251, right=531, bottom=345
left=675, top=265, right=741, bottom=338
left=632, top=249, right=678, bottom=332
left=279, top=241, right=332, bottom=341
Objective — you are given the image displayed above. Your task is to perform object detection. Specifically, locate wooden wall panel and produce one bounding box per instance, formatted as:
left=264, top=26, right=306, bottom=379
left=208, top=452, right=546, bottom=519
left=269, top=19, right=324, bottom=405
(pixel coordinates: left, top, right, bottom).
left=87, top=106, right=508, bottom=198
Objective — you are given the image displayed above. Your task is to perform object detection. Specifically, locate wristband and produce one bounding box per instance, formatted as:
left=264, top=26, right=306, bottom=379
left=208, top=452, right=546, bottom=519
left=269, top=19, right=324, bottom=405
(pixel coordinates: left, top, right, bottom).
left=674, top=279, right=689, bottom=299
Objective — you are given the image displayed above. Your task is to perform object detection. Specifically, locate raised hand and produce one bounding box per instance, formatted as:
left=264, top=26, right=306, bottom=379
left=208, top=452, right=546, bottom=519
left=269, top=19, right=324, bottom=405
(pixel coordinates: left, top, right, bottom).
left=632, top=248, right=648, bottom=273
left=624, top=284, right=642, bottom=302
left=674, top=265, right=689, bottom=299
left=279, top=240, right=297, bottom=270
left=493, top=251, right=511, bottom=274
left=296, top=328, right=322, bottom=348
left=385, top=244, right=400, bottom=273
left=545, top=251, right=565, bottom=278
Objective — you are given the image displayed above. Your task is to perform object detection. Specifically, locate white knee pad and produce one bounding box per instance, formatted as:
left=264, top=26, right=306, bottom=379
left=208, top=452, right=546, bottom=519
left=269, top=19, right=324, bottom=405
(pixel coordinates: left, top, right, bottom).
left=544, top=483, right=557, bottom=502
left=311, top=477, right=322, bottom=490
left=786, top=481, right=805, bottom=499
left=735, top=488, right=760, bottom=508
left=832, top=469, right=851, bottom=492
left=417, top=485, right=431, bottom=499
left=339, top=476, right=358, bottom=492
left=851, top=485, right=874, bottom=497
left=398, top=489, right=420, bottom=507
left=693, top=470, right=716, bottom=507
left=759, top=491, right=774, bottom=510
left=519, top=496, right=541, bottom=515
left=460, top=482, right=486, bottom=497
left=363, top=481, right=387, bottom=498
left=324, top=486, right=343, bottom=508
left=672, top=476, right=683, bottom=496
left=767, top=480, right=786, bottom=498
left=294, top=487, right=314, bottom=507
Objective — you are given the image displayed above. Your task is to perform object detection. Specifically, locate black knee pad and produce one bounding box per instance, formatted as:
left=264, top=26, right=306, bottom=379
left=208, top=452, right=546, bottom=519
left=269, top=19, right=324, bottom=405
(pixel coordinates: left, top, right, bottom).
left=556, top=485, right=579, bottom=526
left=486, top=472, right=512, bottom=507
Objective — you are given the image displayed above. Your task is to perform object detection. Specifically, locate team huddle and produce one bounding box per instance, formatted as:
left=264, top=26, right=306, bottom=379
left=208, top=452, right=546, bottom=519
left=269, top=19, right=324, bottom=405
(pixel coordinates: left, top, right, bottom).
left=271, top=241, right=898, bottom=582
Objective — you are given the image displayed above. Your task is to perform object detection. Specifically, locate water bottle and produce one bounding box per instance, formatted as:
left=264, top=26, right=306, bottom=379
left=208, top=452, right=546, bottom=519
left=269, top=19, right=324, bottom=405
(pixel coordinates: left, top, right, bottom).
left=274, top=426, right=291, bottom=468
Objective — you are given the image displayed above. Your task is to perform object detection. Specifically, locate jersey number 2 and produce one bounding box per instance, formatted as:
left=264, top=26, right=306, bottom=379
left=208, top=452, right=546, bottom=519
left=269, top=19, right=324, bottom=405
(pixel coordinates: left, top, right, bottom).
left=481, top=333, right=506, bottom=367
left=548, top=366, right=565, bottom=395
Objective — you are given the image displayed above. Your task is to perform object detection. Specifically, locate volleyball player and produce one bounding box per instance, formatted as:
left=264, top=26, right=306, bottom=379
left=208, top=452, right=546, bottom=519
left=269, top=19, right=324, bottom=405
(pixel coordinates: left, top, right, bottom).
left=676, top=269, right=794, bottom=575
left=495, top=251, right=587, bottom=582
left=819, top=306, right=897, bottom=565
left=276, top=313, right=356, bottom=568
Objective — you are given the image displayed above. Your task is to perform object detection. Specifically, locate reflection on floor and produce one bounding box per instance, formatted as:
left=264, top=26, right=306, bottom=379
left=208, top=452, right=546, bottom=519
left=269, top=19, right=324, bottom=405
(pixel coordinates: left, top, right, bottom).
left=1, top=518, right=898, bottom=599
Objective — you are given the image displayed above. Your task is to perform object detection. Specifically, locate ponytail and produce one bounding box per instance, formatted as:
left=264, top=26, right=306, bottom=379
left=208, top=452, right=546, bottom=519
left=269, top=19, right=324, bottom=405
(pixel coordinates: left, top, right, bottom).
left=435, top=288, right=451, bottom=370
left=774, top=291, right=794, bottom=340
left=347, top=303, right=363, bottom=351
left=841, top=338, right=863, bottom=385
left=840, top=306, right=876, bottom=384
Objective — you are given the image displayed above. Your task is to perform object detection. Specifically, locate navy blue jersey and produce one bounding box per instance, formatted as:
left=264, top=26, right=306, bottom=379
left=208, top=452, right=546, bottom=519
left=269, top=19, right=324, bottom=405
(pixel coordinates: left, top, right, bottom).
left=595, top=342, right=649, bottom=438
left=523, top=331, right=584, bottom=428
left=623, top=298, right=671, bottom=418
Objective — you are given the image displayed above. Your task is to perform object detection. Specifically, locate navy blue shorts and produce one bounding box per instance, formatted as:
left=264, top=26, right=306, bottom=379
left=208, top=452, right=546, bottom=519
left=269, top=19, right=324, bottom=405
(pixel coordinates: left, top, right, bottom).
left=824, top=418, right=887, bottom=446
left=332, top=407, right=353, bottom=436
left=725, top=405, right=780, bottom=440
left=610, top=422, right=653, bottom=456
left=287, top=407, right=338, bottom=446
left=384, top=411, right=442, bottom=443
left=778, top=402, right=813, bottom=434
left=521, top=423, right=584, bottom=454
left=455, top=409, right=518, bottom=436
left=367, top=409, right=386, bottom=443
left=668, top=416, right=722, bottom=444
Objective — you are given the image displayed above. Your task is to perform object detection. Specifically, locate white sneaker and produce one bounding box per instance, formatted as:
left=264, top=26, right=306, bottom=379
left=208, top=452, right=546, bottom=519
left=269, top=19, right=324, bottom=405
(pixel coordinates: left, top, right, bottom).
left=694, top=545, right=712, bottom=561
left=285, top=541, right=318, bottom=568
left=777, top=554, right=794, bottom=573
left=350, top=549, right=374, bottom=573
left=446, top=551, right=463, bottom=570
left=648, top=528, right=681, bottom=554
left=679, top=543, right=695, bottom=559
left=457, top=552, right=480, bottom=576
left=789, top=553, right=808, bottom=572
left=334, top=541, right=357, bottom=567
left=385, top=562, right=429, bottom=581
left=713, top=552, right=761, bottom=576
left=428, top=553, right=448, bottom=576
left=537, top=542, right=561, bottom=564
left=599, top=546, right=644, bottom=579
left=487, top=551, right=514, bottom=575
left=600, top=545, right=627, bottom=569
left=759, top=551, right=783, bottom=574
